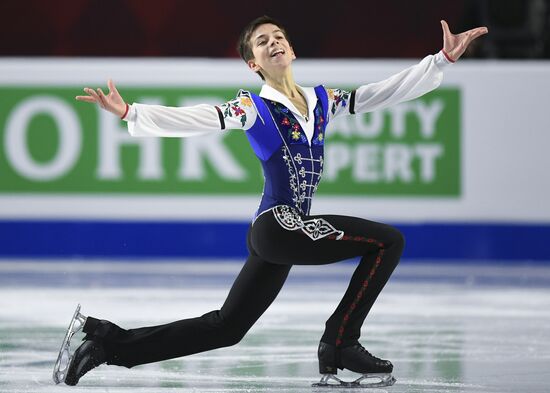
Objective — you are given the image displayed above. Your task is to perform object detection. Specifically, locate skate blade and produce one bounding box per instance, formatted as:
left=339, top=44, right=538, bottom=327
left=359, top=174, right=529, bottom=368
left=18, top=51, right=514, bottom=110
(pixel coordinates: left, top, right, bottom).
left=312, top=373, right=396, bottom=388
left=52, top=304, right=87, bottom=384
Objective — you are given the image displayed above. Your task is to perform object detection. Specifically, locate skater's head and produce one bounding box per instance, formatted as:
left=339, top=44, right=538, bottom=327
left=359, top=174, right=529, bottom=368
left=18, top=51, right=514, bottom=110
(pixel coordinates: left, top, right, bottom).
left=238, top=16, right=295, bottom=81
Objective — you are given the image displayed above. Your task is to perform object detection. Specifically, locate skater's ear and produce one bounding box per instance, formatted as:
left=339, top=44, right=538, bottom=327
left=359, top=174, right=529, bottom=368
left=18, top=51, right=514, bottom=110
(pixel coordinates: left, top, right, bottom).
left=247, top=58, right=265, bottom=80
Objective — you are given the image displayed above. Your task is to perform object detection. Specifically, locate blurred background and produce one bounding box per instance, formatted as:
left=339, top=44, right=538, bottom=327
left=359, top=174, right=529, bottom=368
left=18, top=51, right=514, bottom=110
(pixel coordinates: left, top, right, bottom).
left=2, top=0, right=550, bottom=59
left=1, top=0, right=549, bottom=262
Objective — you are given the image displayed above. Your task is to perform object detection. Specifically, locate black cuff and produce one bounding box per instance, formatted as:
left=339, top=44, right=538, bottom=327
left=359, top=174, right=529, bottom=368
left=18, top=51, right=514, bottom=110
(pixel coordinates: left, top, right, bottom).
left=349, top=90, right=356, bottom=115
left=215, top=106, right=225, bottom=130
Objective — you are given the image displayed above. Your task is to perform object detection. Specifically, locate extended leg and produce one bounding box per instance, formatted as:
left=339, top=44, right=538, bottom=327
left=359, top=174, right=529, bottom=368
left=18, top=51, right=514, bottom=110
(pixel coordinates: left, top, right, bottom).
left=59, top=250, right=291, bottom=385
left=83, top=255, right=291, bottom=368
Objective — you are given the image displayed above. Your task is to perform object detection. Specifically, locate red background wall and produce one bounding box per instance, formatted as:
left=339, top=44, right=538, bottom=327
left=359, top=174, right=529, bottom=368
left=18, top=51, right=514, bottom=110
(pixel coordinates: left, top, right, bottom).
left=0, top=0, right=468, bottom=58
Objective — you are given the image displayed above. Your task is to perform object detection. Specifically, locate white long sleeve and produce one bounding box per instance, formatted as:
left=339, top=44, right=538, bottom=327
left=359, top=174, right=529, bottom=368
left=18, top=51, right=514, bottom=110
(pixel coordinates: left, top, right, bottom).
left=126, top=103, right=219, bottom=137
left=328, top=50, right=452, bottom=120
left=354, top=50, right=450, bottom=113
left=124, top=94, right=258, bottom=137
left=124, top=51, right=450, bottom=138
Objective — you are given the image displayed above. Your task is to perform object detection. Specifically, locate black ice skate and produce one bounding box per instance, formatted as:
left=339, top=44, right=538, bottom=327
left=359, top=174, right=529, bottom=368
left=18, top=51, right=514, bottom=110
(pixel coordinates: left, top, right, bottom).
left=64, top=339, right=106, bottom=385
left=52, top=304, right=106, bottom=385
left=312, top=342, right=396, bottom=388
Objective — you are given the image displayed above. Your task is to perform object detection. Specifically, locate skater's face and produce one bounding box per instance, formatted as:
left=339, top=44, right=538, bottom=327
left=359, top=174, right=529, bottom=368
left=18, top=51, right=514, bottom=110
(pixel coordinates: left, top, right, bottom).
left=247, top=23, right=296, bottom=79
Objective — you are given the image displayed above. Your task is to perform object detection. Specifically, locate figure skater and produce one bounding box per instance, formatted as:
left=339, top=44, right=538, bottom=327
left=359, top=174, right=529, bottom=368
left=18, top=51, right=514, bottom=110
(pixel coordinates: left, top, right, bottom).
left=54, top=16, right=487, bottom=388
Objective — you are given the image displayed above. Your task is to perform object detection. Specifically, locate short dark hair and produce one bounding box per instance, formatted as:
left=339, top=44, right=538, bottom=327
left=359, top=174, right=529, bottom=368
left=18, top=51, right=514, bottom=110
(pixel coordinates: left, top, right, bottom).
left=237, top=15, right=291, bottom=81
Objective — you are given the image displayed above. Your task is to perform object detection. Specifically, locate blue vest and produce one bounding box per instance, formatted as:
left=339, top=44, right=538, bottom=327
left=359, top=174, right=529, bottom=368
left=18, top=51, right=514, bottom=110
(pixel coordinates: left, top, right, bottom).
left=245, top=86, right=329, bottom=218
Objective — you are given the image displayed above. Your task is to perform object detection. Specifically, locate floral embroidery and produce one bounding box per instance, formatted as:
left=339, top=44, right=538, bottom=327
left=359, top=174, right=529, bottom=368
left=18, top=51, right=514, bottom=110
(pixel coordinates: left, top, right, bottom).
left=220, top=98, right=248, bottom=127
left=233, top=106, right=245, bottom=116
left=312, top=100, right=326, bottom=147
left=264, top=93, right=327, bottom=148
left=329, top=88, right=351, bottom=116
left=290, top=123, right=303, bottom=141
left=267, top=100, right=307, bottom=145
left=240, top=97, right=253, bottom=107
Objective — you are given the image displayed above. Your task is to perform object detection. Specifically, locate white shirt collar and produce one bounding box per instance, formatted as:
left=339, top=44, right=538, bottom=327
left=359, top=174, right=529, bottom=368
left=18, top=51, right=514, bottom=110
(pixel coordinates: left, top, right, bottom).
left=259, top=84, right=317, bottom=121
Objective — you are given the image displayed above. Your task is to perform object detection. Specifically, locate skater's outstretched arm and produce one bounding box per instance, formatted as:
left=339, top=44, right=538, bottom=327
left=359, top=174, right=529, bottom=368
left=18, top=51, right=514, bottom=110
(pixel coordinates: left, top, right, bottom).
left=76, top=80, right=257, bottom=137
left=327, top=20, right=488, bottom=120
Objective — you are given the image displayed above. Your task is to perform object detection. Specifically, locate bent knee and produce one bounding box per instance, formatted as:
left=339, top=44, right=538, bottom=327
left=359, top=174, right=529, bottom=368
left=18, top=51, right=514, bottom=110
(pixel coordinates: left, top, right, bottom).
left=223, top=327, right=247, bottom=347
left=384, top=225, right=405, bottom=251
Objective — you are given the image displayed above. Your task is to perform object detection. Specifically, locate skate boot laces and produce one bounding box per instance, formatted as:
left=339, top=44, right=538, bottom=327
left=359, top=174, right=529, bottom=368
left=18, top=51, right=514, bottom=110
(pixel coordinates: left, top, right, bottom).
left=357, top=344, right=384, bottom=362
left=356, top=344, right=392, bottom=367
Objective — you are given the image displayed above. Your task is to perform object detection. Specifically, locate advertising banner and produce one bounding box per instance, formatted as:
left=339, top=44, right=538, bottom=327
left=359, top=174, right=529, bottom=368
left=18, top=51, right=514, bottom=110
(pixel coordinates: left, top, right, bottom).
left=0, top=87, right=460, bottom=196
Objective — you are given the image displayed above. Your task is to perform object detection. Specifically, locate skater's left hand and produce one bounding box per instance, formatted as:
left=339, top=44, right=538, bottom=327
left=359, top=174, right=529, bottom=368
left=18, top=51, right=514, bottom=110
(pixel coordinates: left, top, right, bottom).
left=441, top=20, right=488, bottom=62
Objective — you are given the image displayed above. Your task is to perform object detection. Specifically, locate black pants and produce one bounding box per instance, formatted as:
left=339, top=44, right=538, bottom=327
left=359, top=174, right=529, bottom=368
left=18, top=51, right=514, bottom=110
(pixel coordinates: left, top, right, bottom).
left=83, top=207, right=404, bottom=368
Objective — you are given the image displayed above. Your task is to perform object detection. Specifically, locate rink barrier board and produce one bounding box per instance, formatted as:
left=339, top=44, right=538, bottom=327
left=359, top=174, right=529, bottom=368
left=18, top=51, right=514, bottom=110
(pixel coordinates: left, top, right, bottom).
left=1, top=59, right=550, bottom=224
left=0, top=220, right=548, bottom=262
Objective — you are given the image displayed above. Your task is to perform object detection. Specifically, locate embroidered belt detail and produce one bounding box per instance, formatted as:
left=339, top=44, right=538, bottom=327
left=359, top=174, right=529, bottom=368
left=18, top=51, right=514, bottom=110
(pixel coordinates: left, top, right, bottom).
left=272, top=205, right=344, bottom=241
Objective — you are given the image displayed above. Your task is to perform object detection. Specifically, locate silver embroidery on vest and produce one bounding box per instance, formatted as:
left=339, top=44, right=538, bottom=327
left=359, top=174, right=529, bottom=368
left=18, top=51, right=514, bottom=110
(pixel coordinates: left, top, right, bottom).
left=282, top=147, right=302, bottom=212
left=272, top=205, right=344, bottom=241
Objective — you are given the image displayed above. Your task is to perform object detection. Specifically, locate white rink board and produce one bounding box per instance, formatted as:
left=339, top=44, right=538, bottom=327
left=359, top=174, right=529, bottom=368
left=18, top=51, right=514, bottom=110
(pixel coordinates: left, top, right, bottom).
left=0, top=58, right=549, bottom=223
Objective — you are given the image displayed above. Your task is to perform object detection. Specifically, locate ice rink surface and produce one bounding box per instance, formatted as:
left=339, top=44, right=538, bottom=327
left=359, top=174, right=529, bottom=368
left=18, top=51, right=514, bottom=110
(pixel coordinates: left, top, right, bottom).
left=1, top=260, right=549, bottom=393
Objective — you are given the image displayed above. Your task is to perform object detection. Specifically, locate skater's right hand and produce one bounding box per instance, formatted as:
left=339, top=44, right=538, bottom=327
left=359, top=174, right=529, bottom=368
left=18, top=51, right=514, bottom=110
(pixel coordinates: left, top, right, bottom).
left=76, top=79, right=128, bottom=118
